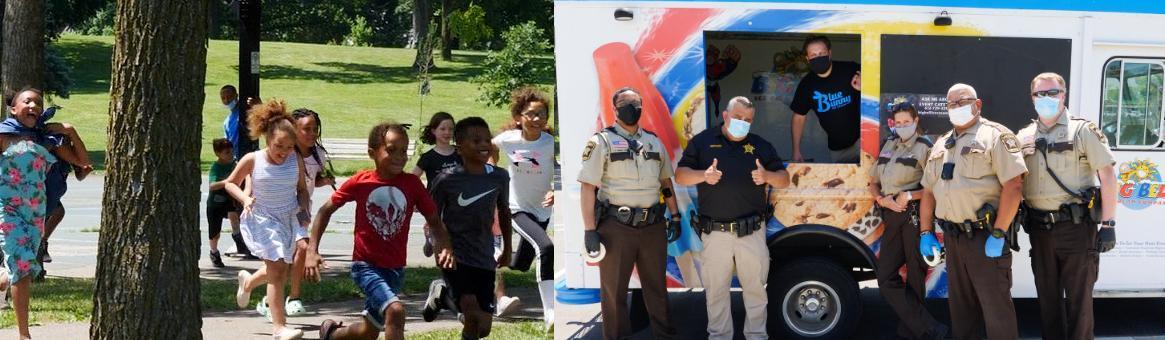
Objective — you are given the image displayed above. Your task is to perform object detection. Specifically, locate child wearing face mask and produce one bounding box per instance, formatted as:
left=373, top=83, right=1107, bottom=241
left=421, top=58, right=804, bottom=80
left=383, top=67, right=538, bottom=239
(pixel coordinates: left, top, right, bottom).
left=224, top=99, right=311, bottom=340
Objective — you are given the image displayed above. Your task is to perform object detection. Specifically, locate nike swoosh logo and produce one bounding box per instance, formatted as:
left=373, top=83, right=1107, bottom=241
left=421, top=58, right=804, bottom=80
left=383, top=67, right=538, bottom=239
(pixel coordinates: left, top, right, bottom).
left=458, top=189, right=497, bottom=207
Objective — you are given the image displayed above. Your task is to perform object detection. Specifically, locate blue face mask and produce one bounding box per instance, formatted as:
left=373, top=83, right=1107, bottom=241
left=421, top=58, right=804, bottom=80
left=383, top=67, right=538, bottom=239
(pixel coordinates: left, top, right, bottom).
left=726, top=118, right=751, bottom=139
left=225, top=100, right=237, bottom=111
left=1034, top=97, right=1061, bottom=119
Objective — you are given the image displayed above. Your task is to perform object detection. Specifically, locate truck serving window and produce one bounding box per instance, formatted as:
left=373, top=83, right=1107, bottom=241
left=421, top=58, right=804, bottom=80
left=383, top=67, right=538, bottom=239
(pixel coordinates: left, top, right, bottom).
left=1101, top=58, right=1165, bottom=149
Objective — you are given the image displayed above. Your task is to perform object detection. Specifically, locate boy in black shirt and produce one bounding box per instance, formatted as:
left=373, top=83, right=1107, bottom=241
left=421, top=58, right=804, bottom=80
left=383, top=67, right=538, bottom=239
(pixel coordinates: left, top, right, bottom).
left=429, top=117, right=512, bottom=340
left=790, top=35, right=862, bottom=163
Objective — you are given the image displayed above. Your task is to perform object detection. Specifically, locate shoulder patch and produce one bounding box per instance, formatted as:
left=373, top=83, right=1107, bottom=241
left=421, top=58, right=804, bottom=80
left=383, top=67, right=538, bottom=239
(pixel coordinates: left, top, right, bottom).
left=915, top=136, right=934, bottom=147
left=1001, top=133, right=1021, bottom=153
left=1084, top=121, right=1108, bottom=145
left=582, top=141, right=596, bottom=161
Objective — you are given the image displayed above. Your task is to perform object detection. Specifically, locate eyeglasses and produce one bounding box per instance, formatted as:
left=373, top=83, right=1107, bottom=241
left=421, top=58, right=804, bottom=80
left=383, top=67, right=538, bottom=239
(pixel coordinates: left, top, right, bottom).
left=946, top=97, right=977, bottom=109
left=1031, top=89, right=1065, bottom=98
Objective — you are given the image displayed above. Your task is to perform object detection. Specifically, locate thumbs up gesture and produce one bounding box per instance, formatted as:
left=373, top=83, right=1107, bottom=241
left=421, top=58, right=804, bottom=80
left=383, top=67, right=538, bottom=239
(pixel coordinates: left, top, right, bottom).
left=752, top=159, right=767, bottom=185
left=705, top=158, right=723, bottom=185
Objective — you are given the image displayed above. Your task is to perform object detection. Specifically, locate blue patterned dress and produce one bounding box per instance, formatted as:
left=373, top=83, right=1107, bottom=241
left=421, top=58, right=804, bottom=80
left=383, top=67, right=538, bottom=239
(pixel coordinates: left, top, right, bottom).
left=0, top=139, right=57, bottom=283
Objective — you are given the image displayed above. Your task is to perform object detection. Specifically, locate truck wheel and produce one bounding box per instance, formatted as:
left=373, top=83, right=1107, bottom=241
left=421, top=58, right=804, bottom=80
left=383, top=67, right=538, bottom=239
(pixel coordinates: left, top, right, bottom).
left=767, top=257, right=861, bottom=339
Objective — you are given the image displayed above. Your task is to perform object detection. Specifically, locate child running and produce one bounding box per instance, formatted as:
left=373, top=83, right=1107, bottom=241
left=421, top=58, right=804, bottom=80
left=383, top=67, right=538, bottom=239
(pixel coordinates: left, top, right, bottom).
left=236, top=108, right=336, bottom=317
left=0, top=89, right=95, bottom=280
left=489, top=87, right=557, bottom=330
left=307, top=122, right=454, bottom=340
left=0, top=87, right=60, bottom=340
left=224, top=99, right=311, bottom=340
left=207, top=138, right=241, bottom=267
left=431, top=117, right=513, bottom=340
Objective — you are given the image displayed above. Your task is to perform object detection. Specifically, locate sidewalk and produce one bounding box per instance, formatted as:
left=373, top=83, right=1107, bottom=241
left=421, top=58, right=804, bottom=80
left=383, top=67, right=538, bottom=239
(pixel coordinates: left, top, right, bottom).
left=1, top=174, right=550, bottom=339
left=0, top=290, right=546, bottom=340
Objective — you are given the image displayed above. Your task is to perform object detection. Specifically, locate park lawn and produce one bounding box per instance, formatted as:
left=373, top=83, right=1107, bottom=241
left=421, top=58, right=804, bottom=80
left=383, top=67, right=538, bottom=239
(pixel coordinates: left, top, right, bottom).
left=49, top=33, right=552, bottom=175
left=0, top=268, right=536, bottom=329
left=412, top=321, right=551, bottom=339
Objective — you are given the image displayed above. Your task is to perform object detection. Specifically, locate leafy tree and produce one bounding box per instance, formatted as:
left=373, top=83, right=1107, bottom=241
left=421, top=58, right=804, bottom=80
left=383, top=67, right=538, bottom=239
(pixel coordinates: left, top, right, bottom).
left=472, top=21, right=551, bottom=107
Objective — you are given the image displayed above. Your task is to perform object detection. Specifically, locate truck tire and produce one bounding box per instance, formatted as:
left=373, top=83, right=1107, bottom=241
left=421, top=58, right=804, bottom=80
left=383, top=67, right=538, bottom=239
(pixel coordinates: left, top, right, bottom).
left=767, top=256, right=861, bottom=339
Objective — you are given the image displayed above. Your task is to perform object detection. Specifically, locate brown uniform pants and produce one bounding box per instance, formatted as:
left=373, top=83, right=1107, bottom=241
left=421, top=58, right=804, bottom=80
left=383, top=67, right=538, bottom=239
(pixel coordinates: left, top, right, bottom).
left=877, top=208, right=939, bottom=339
left=945, top=228, right=1018, bottom=340
left=1028, top=220, right=1098, bottom=340
left=597, top=218, right=674, bottom=339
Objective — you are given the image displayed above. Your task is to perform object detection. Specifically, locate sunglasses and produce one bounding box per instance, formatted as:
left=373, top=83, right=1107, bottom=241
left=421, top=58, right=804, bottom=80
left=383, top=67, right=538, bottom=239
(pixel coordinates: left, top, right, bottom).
left=521, top=109, right=549, bottom=119
left=1031, top=89, right=1065, bottom=98
left=887, top=101, right=915, bottom=113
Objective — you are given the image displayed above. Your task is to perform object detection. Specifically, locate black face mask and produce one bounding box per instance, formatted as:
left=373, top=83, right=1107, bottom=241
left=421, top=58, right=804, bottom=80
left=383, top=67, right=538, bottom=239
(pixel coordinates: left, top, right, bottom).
left=808, top=55, right=831, bottom=75
left=616, top=103, right=643, bottom=125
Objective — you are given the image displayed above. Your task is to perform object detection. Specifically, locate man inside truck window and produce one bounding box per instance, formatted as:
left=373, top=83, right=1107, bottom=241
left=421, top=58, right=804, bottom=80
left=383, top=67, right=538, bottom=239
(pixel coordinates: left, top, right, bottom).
left=1017, top=72, right=1118, bottom=340
left=919, top=83, right=1027, bottom=340
left=789, top=35, right=862, bottom=163
left=675, top=96, right=790, bottom=340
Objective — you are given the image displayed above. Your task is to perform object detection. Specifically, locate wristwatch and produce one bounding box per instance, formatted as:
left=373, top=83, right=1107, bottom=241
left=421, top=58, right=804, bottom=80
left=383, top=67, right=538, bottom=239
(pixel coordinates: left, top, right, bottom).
left=990, top=228, right=1006, bottom=239
left=1100, top=220, right=1116, bottom=227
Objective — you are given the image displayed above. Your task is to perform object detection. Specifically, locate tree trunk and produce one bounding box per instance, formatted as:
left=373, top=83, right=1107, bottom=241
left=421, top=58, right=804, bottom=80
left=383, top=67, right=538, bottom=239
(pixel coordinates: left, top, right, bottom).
left=439, top=0, right=453, bottom=61
left=412, top=0, right=434, bottom=70
left=2, top=0, right=45, bottom=95
left=90, top=0, right=208, bottom=339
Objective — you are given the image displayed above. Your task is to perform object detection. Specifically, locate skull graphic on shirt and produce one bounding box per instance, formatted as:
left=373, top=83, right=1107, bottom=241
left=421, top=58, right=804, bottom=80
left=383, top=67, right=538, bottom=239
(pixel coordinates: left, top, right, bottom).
left=365, top=186, right=407, bottom=240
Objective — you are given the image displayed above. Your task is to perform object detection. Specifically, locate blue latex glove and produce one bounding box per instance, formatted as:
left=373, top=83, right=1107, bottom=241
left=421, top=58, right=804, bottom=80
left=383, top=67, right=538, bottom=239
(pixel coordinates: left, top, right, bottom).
left=919, top=232, right=942, bottom=257
left=985, top=234, right=1006, bottom=258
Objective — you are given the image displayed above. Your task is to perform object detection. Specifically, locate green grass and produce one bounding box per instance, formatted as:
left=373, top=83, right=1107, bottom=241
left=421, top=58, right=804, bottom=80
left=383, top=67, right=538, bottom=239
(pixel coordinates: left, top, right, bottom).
left=48, top=34, right=554, bottom=176
left=1, top=268, right=536, bottom=329
left=411, top=321, right=551, bottom=339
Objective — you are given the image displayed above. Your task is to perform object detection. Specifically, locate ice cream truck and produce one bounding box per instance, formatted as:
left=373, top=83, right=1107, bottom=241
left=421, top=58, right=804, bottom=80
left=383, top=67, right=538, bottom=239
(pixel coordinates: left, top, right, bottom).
left=554, top=0, right=1165, bottom=338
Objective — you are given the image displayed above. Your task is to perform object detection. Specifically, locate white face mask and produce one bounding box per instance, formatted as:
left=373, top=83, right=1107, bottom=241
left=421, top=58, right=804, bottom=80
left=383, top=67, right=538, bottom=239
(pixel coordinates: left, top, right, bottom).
left=948, top=104, right=975, bottom=126
left=894, top=123, right=917, bottom=140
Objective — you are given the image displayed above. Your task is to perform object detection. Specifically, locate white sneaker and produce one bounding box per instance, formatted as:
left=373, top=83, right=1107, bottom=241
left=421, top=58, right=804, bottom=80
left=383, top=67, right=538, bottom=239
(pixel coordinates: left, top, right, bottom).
left=236, top=270, right=252, bottom=308
left=285, top=298, right=306, bottom=316
left=273, top=327, right=303, bottom=340
left=493, top=235, right=503, bottom=260
left=257, top=295, right=271, bottom=320
left=495, top=295, right=522, bottom=317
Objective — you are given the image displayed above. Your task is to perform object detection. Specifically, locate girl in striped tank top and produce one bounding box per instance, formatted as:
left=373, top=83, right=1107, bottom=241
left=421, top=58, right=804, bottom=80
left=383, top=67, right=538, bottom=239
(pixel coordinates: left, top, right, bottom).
left=223, top=99, right=310, bottom=340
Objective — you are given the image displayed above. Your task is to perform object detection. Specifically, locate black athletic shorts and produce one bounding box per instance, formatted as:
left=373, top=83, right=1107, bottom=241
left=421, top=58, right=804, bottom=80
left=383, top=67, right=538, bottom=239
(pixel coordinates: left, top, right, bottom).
left=442, top=263, right=496, bottom=314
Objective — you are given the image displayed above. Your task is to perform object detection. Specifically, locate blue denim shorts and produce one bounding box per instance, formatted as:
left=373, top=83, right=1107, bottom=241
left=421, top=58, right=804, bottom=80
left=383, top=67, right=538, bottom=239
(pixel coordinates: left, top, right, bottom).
left=350, top=261, right=404, bottom=330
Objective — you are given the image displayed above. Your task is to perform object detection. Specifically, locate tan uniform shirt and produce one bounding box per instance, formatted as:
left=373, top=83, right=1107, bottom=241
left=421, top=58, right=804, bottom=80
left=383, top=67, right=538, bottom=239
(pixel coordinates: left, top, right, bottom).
left=869, top=133, right=933, bottom=195
left=922, top=118, right=1028, bottom=222
left=578, top=124, right=674, bottom=208
left=1017, top=111, right=1116, bottom=211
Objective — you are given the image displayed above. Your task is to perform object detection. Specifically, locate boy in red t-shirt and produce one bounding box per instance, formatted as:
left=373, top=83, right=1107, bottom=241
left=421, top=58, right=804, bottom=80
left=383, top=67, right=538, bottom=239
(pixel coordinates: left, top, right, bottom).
left=305, top=122, right=455, bottom=340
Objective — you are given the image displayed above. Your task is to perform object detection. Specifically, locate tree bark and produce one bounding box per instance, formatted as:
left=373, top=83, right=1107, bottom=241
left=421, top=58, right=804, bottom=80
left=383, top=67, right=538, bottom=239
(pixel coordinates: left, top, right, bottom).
left=439, top=0, right=453, bottom=61
left=412, top=0, right=434, bottom=70
left=90, top=0, right=209, bottom=339
left=2, top=0, right=45, bottom=95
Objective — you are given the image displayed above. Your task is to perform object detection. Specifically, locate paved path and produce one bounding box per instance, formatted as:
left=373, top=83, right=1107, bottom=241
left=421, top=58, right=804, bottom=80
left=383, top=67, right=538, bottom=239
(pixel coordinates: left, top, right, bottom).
left=1, top=174, right=551, bottom=339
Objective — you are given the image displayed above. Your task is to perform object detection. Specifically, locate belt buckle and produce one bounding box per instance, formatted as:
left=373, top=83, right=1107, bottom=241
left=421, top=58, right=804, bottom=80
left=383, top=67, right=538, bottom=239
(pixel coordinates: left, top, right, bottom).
left=1046, top=211, right=1058, bottom=224
left=728, top=222, right=739, bottom=233
left=636, top=209, right=650, bottom=224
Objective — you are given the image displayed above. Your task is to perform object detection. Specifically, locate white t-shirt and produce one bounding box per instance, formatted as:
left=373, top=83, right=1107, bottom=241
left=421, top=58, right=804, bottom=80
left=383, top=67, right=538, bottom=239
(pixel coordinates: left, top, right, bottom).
left=492, top=130, right=555, bottom=222
left=302, top=146, right=329, bottom=196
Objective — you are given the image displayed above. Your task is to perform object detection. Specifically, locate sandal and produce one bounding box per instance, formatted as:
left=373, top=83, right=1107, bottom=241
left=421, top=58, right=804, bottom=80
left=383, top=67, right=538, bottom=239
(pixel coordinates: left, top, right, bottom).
left=319, top=319, right=342, bottom=340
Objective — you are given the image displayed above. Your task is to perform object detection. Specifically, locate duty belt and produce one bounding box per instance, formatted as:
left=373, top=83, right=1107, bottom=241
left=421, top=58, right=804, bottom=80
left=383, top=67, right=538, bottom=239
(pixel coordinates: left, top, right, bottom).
left=604, top=203, right=666, bottom=228
left=938, top=218, right=991, bottom=235
left=696, top=214, right=764, bottom=237
left=1026, top=203, right=1089, bottom=229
